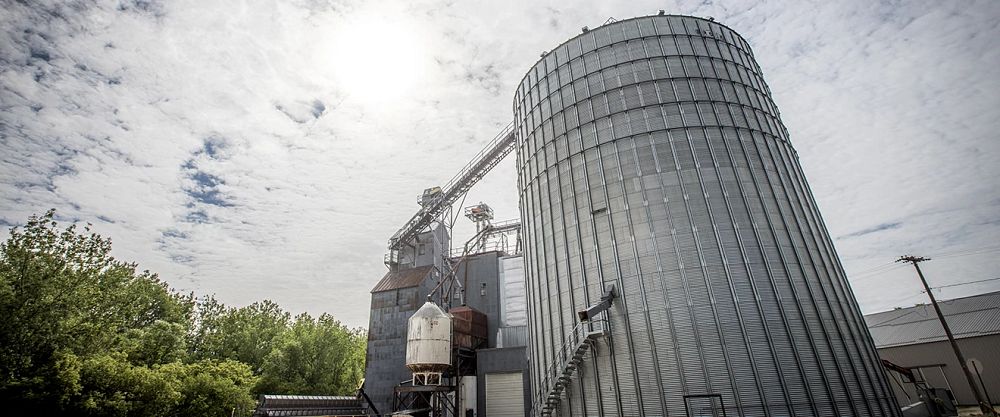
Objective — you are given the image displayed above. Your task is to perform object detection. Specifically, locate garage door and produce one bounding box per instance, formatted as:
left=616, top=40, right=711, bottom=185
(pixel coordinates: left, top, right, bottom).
left=485, top=372, right=524, bottom=417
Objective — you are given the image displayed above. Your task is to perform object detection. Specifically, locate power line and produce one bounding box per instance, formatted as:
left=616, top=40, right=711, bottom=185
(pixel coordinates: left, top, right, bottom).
left=948, top=247, right=1000, bottom=255
left=933, top=244, right=1000, bottom=258
left=851, top=263, right=907, bottom=280
left=897, top=255, right=999, bottom=415
left=851, top=261, right=899, bottom=276
left=931, top=277, right=1000, bottom=290
left=867, top=309, right=915, bottom=327
left=867, top=295, right=930, bottom=327
left=849, top=245, right=1000, bottom=281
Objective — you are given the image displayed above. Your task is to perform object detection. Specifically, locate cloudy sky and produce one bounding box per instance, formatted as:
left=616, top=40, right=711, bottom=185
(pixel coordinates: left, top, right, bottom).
left=2, top=0, right=998, bottom=328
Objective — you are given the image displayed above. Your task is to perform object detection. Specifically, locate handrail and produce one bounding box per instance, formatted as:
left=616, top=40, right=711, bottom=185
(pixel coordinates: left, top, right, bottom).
left=387, top=123, right=516, bottom=251
left=429, top=224, right=493, bottom=303
left=533, top=316, right=608, bottom=416
left=488, top=218, right=522, bottom=233
left=441, top=123, right=516, bottom=193
left=444, top=219, right=522, bottom=258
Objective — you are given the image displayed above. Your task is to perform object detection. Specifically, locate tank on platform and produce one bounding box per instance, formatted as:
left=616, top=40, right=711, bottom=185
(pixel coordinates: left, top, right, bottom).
left=405, top=301, right=453, bottom=374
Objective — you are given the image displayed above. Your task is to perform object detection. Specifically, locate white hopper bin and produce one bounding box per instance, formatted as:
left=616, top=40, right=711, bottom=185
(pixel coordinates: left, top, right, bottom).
left=406, top=301, right=453, bottom=374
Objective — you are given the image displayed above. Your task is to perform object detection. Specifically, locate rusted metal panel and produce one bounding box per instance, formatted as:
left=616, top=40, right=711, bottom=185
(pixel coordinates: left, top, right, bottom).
left=451, top=305, right=488, bottom=349
left=371, top=265, right=434, bottom=293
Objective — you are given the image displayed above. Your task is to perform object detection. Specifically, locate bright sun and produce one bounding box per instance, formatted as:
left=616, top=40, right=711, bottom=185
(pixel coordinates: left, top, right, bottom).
left=324, top=12, right=427, bottom=107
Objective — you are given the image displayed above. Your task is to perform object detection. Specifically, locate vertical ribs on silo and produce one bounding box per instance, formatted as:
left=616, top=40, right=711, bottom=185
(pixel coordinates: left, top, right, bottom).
left=514, top=14, right=900, bottom=417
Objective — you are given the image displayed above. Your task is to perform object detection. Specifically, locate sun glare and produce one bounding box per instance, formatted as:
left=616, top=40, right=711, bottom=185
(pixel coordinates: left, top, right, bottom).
left=324, top=12, right=427, bottom=107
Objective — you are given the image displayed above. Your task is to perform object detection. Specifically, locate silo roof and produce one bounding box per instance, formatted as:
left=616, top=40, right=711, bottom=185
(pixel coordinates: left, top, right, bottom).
left=371, top=265, right=434, bottom=293
left=864, top=290, right=1000, bottom=348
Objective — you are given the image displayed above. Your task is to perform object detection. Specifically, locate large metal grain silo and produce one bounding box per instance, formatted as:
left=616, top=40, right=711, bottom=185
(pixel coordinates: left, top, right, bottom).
left=514, top=14, right=900, bottom=417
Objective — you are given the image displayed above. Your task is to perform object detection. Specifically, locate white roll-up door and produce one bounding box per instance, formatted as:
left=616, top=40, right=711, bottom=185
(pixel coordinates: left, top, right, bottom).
left=485, top=372, right=524, bottom=417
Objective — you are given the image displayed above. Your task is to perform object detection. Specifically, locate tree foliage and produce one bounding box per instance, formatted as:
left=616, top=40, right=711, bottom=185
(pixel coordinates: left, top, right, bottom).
left=256, top=313, right=366, bottom=395
left=190, top=299, right=290, bottom=374
left=0, top=210, right=367, bottom=416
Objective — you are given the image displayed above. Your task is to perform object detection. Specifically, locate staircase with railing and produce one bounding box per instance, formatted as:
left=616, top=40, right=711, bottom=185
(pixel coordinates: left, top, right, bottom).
left=533, top=316, right=609, bottom=416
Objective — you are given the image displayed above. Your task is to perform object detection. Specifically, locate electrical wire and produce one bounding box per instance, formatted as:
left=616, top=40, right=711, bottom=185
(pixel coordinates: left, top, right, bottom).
left=851, top=263, right=907, bottom=280
left=867, top=309, right=919, bottom=327
left=851, top=261, right=899, bottom=276
left=931, top=277, right=1000, bottom=290
left=849, top=245, right=1000, bottom=280
left=894, top=291, right=929, bottom=306
left=866, top=277, right=998, bottom=328
left=866, top=291, right=934, bottom=326
left=932, top=244, right=1000, bottom=258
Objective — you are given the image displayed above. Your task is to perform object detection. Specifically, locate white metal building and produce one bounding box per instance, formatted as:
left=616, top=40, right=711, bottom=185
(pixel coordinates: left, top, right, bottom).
left=865, top=291, right=1000, bottom=407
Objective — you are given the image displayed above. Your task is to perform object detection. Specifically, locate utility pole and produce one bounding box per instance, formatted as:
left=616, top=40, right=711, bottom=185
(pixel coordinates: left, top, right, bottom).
left=896, top=255, right=997, bottom=415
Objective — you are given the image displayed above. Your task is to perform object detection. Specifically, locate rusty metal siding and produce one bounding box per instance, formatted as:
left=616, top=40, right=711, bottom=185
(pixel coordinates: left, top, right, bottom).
left=371, top=265, right=434, bottom=293
left=451, top=305, right=489, bottom=349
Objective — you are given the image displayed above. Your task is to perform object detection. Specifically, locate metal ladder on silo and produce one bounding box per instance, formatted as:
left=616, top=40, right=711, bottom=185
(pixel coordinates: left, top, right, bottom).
left=534, top=317, right=608, bottom=416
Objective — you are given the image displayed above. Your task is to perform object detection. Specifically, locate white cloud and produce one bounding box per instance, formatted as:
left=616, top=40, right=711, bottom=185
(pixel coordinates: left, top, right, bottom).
left=2, top=0, right=998, bottom=327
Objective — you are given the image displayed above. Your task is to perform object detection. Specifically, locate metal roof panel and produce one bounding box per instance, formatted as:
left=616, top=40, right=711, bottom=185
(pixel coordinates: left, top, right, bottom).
left=864, top=291, right=1000, bottom=348
left=371, top=265, right=434, bottom=293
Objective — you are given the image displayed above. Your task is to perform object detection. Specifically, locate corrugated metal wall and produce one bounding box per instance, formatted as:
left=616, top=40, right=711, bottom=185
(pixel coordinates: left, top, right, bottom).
left=364, top=280, right=437, bottom=413
left=499, top=255, right=528, bottom=328
left=877, top=335, right=1000, bottom=407
left=513, top=15, right=900, bottom=417
left=452, top=251, right=503, bottom=347
left=498, top=255, right=529, bottom=348
left=365, top=251, right=512, bottom=414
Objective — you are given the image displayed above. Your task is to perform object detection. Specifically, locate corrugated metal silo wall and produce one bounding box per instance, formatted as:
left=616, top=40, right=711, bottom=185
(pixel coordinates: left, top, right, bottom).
left=513, top=15, right=900, bottom=417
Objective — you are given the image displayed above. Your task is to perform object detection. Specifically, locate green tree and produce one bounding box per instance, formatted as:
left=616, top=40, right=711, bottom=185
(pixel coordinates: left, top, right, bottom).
left=62, top=352, right=257, bottom=417
left=255, top=313, right=366, bottom=395
left=189, top=299, right=290, bottom=374
left=0, top=210, right=194, bottom=411
left=124, top=319, right=189, bottom=367
left=73, top=352, right=180, bottom=416
left=159, top=359, right=257, bottom=417
left=0, top=210, right=368, bottom=414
